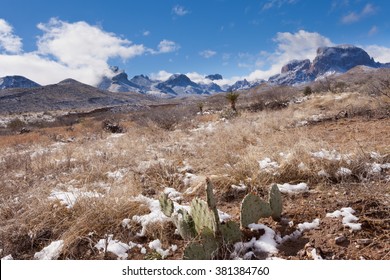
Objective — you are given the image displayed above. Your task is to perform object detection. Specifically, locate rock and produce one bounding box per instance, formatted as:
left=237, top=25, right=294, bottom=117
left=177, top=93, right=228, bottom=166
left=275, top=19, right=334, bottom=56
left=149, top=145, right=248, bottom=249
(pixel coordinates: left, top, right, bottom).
left=356, top=239, right=372, bottom=245
left=335, top=235, right=347, bottom=245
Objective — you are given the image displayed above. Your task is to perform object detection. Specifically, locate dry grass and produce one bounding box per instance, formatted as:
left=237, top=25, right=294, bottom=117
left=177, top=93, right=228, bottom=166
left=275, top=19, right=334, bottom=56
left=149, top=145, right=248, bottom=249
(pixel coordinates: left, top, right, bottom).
left=0, top=90, right=389, bottom=259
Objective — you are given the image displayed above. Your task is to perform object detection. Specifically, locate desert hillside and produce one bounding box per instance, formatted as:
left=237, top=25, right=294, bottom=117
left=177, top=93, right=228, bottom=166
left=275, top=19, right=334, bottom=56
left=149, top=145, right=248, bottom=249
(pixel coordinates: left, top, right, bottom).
left=0, top=79, right=389, bottom=260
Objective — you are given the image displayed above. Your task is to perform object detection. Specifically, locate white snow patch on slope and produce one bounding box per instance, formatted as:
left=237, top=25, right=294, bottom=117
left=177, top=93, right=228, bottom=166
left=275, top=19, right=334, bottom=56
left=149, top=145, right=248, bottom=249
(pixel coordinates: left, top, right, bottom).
left=258, top=158, right=279, bottom=173
left=95, top=235, right=129, bottom=260
left=148, top=239, right=170, bottom=259
left=48, top=187, right=102, bottom=208
left=326, top=207, right=361, bottom=231
left=277, top=183, right=308, bottom=194
left=34, top=240, right=64, bottom=260
left=131, top=195, right=170, bottom=236
left=232, top=218, right=320, bottom=259
left=1, top=254, right=13, bottom=260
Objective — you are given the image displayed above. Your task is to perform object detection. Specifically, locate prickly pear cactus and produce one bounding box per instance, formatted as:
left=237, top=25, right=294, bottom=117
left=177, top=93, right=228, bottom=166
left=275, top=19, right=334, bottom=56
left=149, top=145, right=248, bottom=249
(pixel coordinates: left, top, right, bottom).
left=205, top=178, right=220, bottom=232
left=159, top=193, right=174, bottom=217
left=183, top=229, right=218, bottom=260
left=220, top=221, right=241, bottom=244
left=190, top=198, right=218, bottom=235
left=172, top=209, right=196, bottom=240
left=269, top=184, right=282, bottom=221
left=240, top=193, right=272, bottom=228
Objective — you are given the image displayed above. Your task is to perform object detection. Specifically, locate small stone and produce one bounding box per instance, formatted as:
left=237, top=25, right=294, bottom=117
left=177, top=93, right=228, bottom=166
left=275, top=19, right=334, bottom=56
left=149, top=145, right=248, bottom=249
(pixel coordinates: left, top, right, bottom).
left=356, top=239, right=372, bottom=245
left=335, top=236, right=347, bottom=245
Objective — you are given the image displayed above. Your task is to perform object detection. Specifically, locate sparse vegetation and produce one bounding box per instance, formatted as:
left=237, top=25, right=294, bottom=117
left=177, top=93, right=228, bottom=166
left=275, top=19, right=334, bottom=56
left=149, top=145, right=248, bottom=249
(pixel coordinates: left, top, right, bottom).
left=0, top=86, right=389, bottom=260
left=225, top=91, right=240, bottom=111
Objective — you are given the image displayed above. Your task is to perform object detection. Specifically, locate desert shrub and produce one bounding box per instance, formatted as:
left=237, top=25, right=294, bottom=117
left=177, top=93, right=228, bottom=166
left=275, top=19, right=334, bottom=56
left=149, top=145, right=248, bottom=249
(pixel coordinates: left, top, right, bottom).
left=7, top=118, right=26, bottom=131
left=225, top=91, right=240, bottom=111
left=303, top=86, right=313, bottom=96
left=135, top=104, right=197, bottom=131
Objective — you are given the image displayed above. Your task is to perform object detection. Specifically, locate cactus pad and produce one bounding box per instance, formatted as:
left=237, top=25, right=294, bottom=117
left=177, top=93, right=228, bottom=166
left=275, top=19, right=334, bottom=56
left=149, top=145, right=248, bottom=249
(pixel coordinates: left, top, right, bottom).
left=220, top=221, right=241, bottom=244
left=240, top=193, right=272, bottom=228
left=269, top=184, right=282, bottom=221
left=159, top=193, right=174, bottom=217
left=172, top=209, right=196, bottom=240
left=190, top=198, right=218, bottom=235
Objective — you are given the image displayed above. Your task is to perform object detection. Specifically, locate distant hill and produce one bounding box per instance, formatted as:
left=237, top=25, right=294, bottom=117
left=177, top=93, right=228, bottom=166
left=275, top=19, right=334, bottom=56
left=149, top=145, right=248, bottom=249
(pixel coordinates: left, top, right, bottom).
left=0, top=75, right=41, bottom=90
left=0, top=78, right=154, bottom=113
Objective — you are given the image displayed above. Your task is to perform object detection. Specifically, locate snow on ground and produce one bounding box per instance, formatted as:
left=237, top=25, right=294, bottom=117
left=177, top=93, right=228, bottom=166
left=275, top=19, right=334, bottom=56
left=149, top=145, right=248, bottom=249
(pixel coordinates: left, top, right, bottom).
left=148, top=239, right=170, bottom=259
left=310, top=248, right=323, bottom=260
left=231, top=183, right=248, bottom=192
left=34, top=240, right=64, bottom=260
left=326, top=207, right=361, bottom=231
left=311, top=149, right=351, bottom=162
left=48, top=186, right=102, bottom=208
left=106, top=168, right=128, bottom=181
left=258, top=158, right=279, bottom=174
left=232, top=218, right=320, bottom=259
left=277, top=183, right=309, bottom=194
left=95, top=235, right=129, bottom=260
left=190, top=122, right=216, bottom=133
left=367, top=162, right=390, bottom=174
left=1, top=254, right=13, bottom=260
left=336, top=167, right=352, bottom=176
left=164, top=187, right=182, bottom=201
left=131, top=195, right=171, bottom=236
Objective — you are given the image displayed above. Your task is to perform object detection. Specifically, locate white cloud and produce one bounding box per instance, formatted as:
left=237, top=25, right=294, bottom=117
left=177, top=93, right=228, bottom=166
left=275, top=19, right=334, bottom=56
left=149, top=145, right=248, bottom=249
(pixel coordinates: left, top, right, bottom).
left=172, top=5, right=189, bottom=16
left=37, top=18, right=146, bottom=68
left=365, top=45, right=390, bottom=63
left=245, top=30, right=333, bottom=81
left=143, top=30, right=150, bottom=36
left=368, top=25, right=378, bottom=36
left=199, top=50, right=217, bottom=58
left=0, top=18, right=174, bottom=85
left=262, top=0, right=298, bottom=10
left=0, top=18, right=23, bottom=53
left=157, top=39, right=180, bottom=53
left=341, top=3, right=376, bottom=24
left=150, top=70, right=174, bottom=81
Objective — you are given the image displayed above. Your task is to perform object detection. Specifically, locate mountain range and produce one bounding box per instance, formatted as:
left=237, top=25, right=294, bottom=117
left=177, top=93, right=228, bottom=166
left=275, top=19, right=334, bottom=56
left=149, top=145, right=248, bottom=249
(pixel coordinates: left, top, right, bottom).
left=1, top=45, right=389, bottom=102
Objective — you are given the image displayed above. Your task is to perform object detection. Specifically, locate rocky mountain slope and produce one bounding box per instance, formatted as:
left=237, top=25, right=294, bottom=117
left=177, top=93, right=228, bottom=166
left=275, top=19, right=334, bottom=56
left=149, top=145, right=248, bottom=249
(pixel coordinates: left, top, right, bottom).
left=98, top=68, right=223, bottom=96
left=0, top=78, right=153, bottom=113
left=0, top=76, right=41, bottom=90
left=269, top=45, right=390, bottom=85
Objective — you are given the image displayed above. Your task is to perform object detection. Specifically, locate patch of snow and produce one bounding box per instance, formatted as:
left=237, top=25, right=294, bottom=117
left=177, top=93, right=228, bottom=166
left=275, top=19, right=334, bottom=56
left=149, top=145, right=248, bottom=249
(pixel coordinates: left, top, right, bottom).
left=148, top=239, right=170, bottom=259
left=131, top=195, right=170, bottom=236
left=1, top=254, right=13, bottom=260
left=136, top=158, right=168, bottom=173
left=277, top=183, right=309, bottom=194
left=231, top=183, right=247, bottom=192
left=326, top=207, right=361, bottom=231
left=217, top=209, right=231, bottom=222
left=106, top=169, right=128, bottom=181
left=336, top=167, right=352, bottom=176
left=164, top=187, right=182, bottom=201
left=278, top=219, right=320, bottom=243
left=140, top=247, right=147, bottom=254
left=311, top=149, right=351, bottom=162
left=95, top=235, right=129, bottom=260
left=318, top=170, right=330, bottom=177
left=298, top=162, right=307, bottom=170
left=121, top=218, right=131, bottom=229
left=310, top=248, right=323, bottom=260
left=258, top=158, right=279, bottom=173
left=34, top=240, right=64, bottom=260
left=48, top=187, right=102, bottom=209
left=107, top=133, right=125, bottom=139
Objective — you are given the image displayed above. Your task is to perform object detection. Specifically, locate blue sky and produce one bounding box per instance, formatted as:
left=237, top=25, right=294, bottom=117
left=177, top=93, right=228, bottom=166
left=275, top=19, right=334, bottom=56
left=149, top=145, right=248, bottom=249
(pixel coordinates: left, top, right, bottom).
left=1, top=0, right=390, bottom=86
